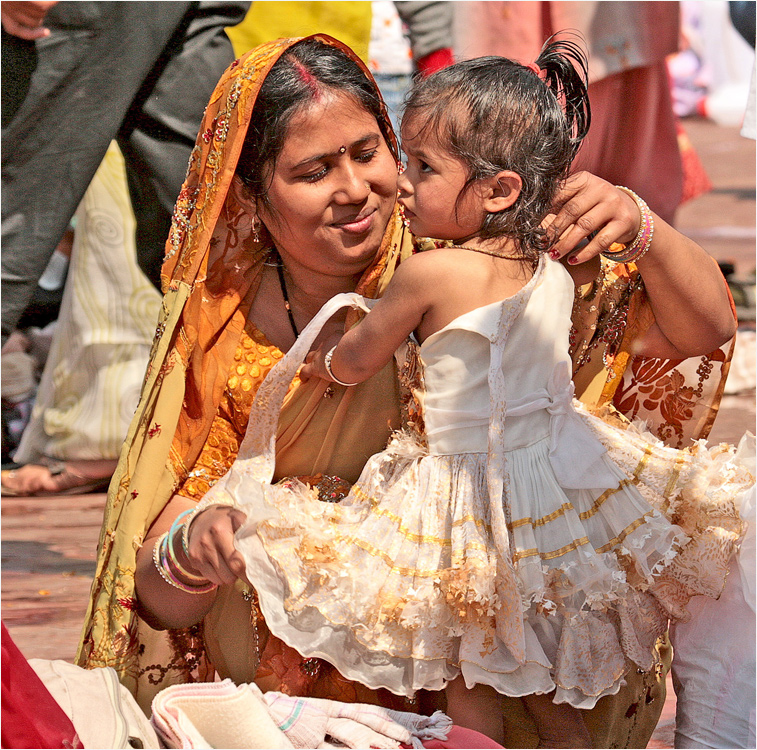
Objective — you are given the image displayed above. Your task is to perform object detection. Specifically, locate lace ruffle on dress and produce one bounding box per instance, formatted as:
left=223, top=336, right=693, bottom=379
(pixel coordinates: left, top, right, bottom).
left=208, top=257, right=751, bottom=709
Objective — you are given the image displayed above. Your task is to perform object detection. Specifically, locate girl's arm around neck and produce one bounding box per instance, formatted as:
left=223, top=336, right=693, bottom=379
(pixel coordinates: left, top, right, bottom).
left=304, top=256, right=431, bottom=386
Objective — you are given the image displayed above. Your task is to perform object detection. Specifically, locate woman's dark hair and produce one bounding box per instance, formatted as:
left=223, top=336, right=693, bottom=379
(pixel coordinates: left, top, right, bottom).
left=402, top=35, right=591, bottom=257
left=236, top=38, right=396, bottom=207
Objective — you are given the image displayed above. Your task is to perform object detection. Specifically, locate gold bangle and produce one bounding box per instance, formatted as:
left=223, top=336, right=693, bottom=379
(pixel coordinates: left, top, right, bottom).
left=602, top=186, right=654, bottom=264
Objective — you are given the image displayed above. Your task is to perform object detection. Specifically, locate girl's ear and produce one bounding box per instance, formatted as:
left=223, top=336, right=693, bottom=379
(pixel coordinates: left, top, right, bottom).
left=481, top=170, right=522, bottom=213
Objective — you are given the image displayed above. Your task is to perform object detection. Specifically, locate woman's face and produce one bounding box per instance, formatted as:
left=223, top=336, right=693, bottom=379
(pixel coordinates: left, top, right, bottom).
left=257, top=91, right=398, bottom=279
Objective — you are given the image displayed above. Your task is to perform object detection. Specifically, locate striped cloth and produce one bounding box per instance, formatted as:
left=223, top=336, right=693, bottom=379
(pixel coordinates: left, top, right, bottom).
left=150, top=678, right=452, bottom=749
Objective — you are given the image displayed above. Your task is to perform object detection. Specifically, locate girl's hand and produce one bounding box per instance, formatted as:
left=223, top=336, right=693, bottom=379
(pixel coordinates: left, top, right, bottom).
left=546, top=172, right=642, bottom=265
left=299, top=350, right=328, bottom=383
left=183, top=504, right=249, bottom=586
left=299, top=333, right=342, bottom=383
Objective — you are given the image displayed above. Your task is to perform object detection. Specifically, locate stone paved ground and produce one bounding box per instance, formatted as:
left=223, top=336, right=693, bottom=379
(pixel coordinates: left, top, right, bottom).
left=2, top=492, right=103, bottom=662
left=2, top=117, right=754, bottom=748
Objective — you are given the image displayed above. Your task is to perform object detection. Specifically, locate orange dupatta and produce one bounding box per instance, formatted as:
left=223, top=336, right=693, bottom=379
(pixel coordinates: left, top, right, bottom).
left=76, top=34, right=413, bottom=712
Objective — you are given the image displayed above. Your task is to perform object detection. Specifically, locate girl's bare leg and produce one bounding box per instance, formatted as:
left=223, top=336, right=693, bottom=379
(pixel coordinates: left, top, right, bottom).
left=444, top=675, right=505, bottom=745
left=522, top=691, right=592, bottom=748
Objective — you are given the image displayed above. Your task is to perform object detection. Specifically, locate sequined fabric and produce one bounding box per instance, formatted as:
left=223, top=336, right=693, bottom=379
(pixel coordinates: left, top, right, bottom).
left=179, top=326, right=284, bottom=501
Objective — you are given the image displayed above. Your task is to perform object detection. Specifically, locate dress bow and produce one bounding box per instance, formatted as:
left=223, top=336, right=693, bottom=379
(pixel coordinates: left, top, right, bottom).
left=507, top=361, right=618, bottom=489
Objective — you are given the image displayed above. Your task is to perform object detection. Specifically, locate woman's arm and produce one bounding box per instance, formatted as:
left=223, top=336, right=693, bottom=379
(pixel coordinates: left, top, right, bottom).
left=135, top=495, right=248, bottom=630
left=548, top=172, right=736, bottom=359
left=301, top=257, right=430, bottom=385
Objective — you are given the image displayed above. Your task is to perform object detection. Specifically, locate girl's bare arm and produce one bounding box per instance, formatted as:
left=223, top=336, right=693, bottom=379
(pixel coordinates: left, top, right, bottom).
left=301, top=256, right=431, bottom=385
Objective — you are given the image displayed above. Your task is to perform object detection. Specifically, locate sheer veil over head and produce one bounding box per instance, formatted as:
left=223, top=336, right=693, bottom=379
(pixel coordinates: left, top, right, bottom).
left=76, top=34, right=410, bottom=708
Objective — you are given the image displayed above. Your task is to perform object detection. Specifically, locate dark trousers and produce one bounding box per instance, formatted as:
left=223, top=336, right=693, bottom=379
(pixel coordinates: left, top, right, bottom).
left=1, top=1, right=249, bottom=344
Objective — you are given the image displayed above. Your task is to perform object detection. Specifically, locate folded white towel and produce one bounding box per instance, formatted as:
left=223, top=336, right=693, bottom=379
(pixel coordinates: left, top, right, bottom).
left=150, top=679, right=452, bottom=749
left=150, top=680, right=293, bottom=749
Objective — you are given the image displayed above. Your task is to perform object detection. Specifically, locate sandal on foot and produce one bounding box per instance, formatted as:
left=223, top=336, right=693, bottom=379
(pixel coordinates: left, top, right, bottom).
left=1, top=459, right=114, bottom=497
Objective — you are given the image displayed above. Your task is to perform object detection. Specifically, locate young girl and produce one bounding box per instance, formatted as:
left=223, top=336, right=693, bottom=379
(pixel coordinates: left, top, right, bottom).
left=197, top=40, right=751, bottom=746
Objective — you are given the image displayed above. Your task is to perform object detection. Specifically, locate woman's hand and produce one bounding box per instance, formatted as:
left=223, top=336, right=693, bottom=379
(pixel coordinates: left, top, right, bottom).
left=184, top=504, right=249, bottom=586
left=548, top=172, right=736, bottom=359
left=545, top=172, right=641, bottom=265
left=135, top=496, right=248, bottom=630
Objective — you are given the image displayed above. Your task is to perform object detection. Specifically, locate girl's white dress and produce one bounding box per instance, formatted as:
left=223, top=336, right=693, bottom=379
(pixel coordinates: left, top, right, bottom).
left=207, top=256, right=751, bottom=709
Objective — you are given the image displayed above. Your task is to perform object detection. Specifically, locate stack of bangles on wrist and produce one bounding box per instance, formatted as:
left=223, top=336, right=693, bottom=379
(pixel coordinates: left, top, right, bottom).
left=153, top=507, right=218, bottom=594
left=324, top=345, right=358, bottom=387
left=600, top=186, right=655, bottom=264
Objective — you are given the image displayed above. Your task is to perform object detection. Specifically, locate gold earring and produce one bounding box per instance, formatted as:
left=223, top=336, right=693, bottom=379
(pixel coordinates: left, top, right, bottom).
left=252, top=217, right=261, bottom=243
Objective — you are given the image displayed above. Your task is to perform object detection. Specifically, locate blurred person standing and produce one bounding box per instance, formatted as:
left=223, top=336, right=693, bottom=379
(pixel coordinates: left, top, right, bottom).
left=368, top=0, right=415, bottom=135
left=1, top=0, right=250, bottom=347
left=368, top=1, right=454, bottom=134
left=2, top=144, right=162, bottom=495
left=226, top=1, right=453, bottom=135
left=668, top=64, right=756, bottom=750
left=1, top=0, right=248, bottom=489
left=454, top=1, right=685, bottom=223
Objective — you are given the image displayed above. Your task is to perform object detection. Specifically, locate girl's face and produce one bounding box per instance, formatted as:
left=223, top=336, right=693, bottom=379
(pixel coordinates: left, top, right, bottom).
left=397, top=116, right=484, bottom=241
left=257, top=91, right=398, bottom=279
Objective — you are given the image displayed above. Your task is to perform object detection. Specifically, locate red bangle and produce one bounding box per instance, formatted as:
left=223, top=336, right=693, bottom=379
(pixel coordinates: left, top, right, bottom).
left=416, top=47, right=454, bottom=76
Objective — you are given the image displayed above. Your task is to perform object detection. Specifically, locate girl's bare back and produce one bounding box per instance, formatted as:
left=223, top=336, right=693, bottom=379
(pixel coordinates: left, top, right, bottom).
left=404, top=246, right=536, bottom=344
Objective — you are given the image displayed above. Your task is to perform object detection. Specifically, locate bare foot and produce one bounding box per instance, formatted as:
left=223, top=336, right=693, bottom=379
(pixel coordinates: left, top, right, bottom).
left=1, top=459, right=116, bottom=496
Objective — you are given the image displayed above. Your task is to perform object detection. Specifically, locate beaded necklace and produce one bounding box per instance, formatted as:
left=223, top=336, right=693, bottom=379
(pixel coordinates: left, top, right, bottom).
left=275, top=261, right=300, bottom=337
left=266, top=249, right=299, bottom=338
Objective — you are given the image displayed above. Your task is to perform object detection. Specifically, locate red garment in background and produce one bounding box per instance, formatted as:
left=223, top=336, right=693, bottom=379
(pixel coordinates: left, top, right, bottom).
left=454, top=1, right=692, bottom=223
left=1, top=622, right=81, bottom=749
left=1, top=619, right=501, bottom=750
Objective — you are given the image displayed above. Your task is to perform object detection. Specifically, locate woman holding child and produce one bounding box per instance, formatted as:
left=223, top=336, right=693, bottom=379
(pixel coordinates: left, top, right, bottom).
left=77, top=34, right=738, bottom=747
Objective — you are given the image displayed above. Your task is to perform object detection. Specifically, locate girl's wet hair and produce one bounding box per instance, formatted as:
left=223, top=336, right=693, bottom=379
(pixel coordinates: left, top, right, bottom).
left=403, top=36, right=591, bottom=257
left=236, top=38, right=396, bottom=207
